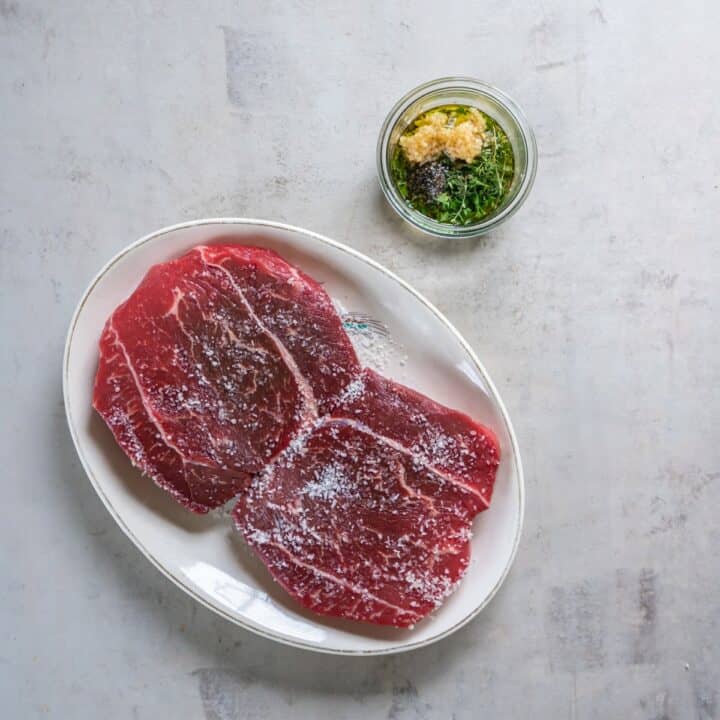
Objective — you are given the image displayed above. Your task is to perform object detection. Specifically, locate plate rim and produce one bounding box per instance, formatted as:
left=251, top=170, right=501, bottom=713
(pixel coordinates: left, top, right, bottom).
left=62, top=217, right=525, bottom=656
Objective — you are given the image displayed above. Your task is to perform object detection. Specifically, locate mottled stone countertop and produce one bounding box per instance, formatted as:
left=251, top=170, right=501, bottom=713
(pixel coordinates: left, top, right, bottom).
left=2, top=1, right=718, bottom=718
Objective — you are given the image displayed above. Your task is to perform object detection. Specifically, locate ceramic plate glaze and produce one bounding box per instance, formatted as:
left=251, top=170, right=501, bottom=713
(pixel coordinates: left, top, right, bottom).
left=63, top=219, right=524, bottom=655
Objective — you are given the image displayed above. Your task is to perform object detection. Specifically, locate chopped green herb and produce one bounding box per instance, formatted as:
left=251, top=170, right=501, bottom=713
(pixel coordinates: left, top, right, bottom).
left=390, top=105, right=515, bottom=226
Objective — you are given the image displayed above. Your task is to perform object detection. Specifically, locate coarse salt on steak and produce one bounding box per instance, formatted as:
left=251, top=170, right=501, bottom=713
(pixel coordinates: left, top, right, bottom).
left=333, top=369, right=498, bottom=510
left=93, top=322, right=250, bottom=513
left=233, top=369, right=500, bottom=627
left=94, top=241, right=502, bottom=627
left=93, top=244, right=360, bottom=512
left=199, top=244, right=359, bottom=416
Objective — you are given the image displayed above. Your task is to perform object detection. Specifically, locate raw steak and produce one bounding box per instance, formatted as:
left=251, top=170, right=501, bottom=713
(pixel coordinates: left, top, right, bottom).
left=199, top=244, right=358, bottom=416
left=94, top=241, right=502, bottom=626
left=233, top=369, right=500, bottom=627
left=93, top=244, right=360, bottom=512
left=333, top=369, right=499, bottom=511
left=93, top=321, right=251, bottom=513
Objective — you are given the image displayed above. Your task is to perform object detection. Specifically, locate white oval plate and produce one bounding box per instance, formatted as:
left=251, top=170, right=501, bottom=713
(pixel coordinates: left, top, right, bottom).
left=63, top=219, right=524, bottom=655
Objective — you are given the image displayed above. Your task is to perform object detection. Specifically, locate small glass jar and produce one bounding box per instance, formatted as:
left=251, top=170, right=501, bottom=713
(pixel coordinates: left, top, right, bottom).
left=377, top=77, right=537, bottom=238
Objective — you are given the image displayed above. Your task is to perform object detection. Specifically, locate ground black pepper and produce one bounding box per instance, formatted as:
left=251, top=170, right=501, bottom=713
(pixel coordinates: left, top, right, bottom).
left=407, top=160, right=448, bottom=203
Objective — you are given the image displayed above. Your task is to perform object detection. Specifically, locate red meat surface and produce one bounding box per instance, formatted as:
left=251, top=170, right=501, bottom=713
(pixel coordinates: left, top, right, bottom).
left=93, top=244, right=360, bottom=512
left=93, top=242, right=501, bottom=626
left=93, top=322, right=250, bottom=513
left=233, top=370, right=500, bottom=628
left=199, top=245, right=359, bottom=416
left=332, top=369, right=499, bottom=510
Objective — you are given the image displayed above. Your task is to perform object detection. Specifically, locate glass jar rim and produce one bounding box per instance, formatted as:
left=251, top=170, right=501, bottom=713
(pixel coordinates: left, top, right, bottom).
left=377, top=77, right=537, bottom=238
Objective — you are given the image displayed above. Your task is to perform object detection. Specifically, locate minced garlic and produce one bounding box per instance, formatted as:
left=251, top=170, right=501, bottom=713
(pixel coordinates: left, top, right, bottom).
left=399, top=107, right=487, bottom=164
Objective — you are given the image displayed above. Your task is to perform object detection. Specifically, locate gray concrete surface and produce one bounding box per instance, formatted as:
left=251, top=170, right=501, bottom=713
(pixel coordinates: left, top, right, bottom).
left=2, top=1, right=719, bottom=717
